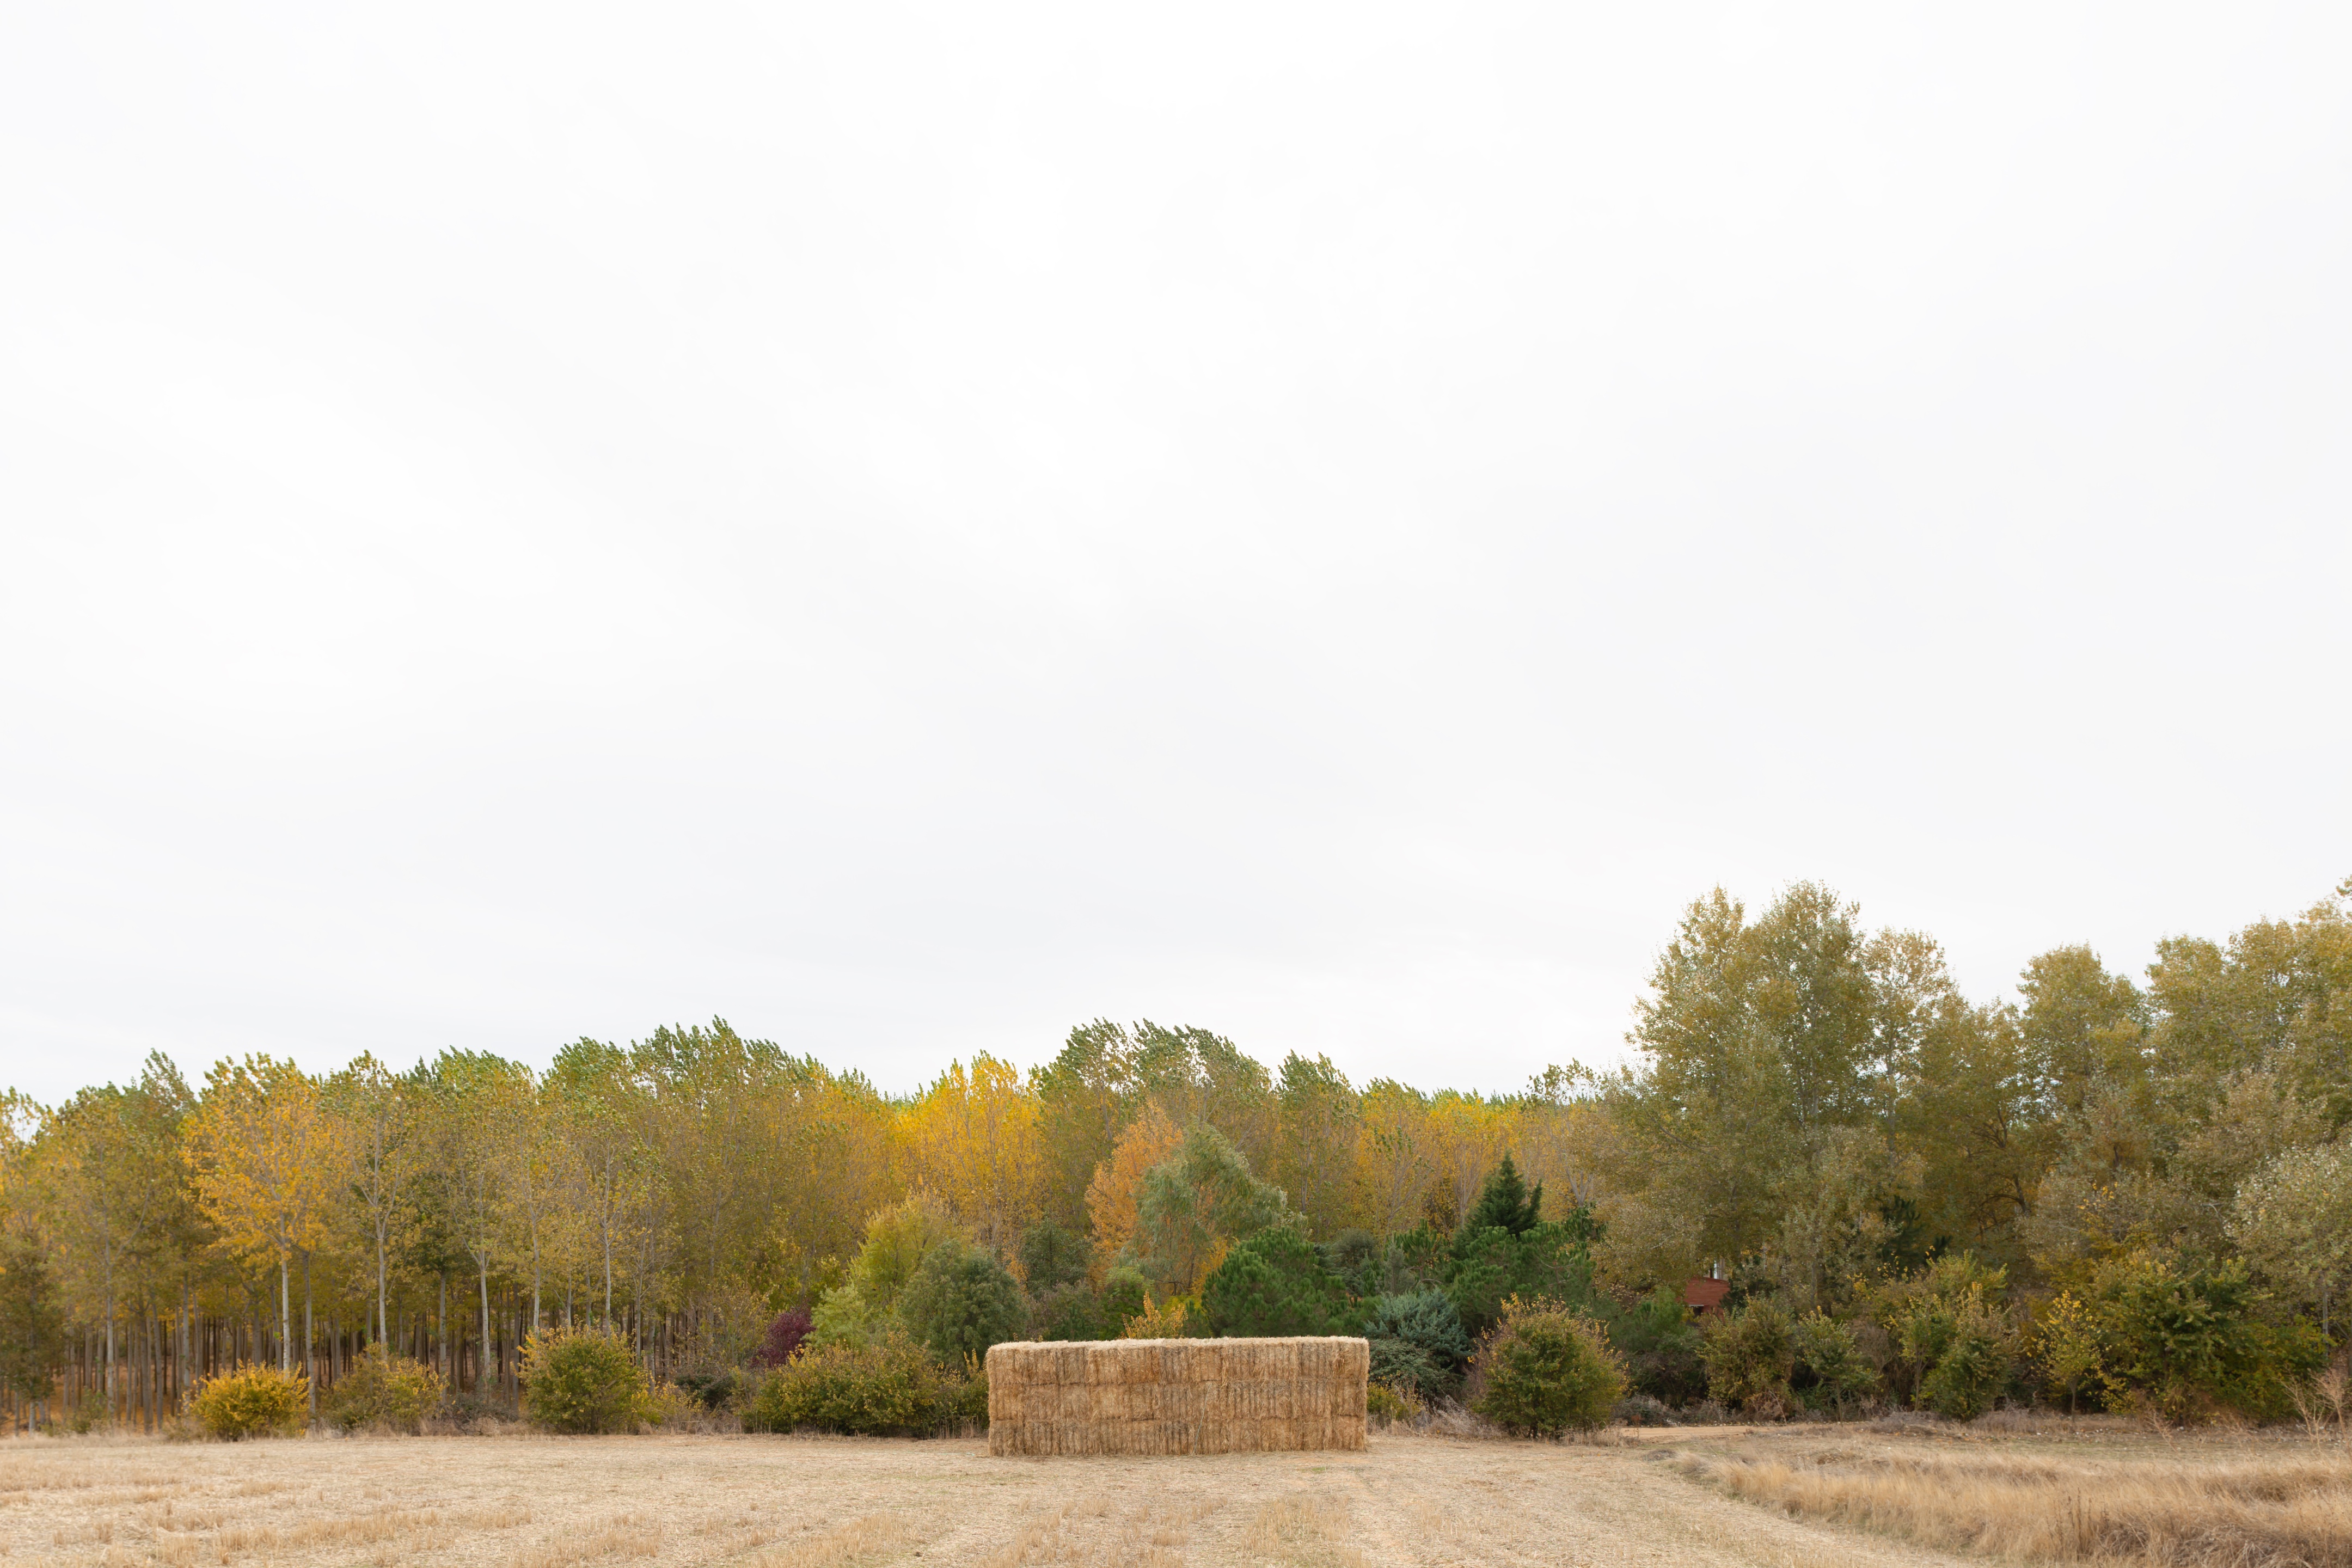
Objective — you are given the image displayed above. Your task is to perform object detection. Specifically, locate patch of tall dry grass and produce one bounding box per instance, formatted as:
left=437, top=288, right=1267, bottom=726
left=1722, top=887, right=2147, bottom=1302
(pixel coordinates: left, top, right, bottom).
left=1672, top=1443, right=2352, bottom=1567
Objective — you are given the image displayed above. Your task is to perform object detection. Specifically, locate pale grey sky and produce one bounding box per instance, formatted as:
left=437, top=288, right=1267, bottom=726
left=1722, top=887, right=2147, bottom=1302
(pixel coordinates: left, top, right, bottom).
left=3, top=4, right=2347, bottom=1104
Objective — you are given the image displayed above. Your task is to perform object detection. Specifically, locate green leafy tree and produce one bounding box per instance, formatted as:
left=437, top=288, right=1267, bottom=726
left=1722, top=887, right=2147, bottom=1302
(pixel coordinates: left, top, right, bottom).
left=1016, top=1220, right=1091, bottom=1296
left=898, top=1241, right=1025, bottom=1365
left=1701, top=1300, right=1796, bottom=1417
left=1459, top=1153, right=1542, bottom=1241
left=1128, top=1125, right=1288, bottom=1296
left=1200, top=1227, right=1357, bottom=1337
left=2230, top=1141, right=2352, bottom=1337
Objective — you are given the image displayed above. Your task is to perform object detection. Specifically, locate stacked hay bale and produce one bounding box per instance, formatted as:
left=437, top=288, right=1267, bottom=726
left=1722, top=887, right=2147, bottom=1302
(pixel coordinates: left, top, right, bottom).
left=985, top=1337, right=1369, bottom=1456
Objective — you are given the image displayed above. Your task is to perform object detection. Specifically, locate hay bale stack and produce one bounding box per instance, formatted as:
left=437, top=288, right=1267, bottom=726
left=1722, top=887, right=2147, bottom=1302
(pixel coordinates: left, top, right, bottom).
left=985, top=1336, right=1369, bottom=1456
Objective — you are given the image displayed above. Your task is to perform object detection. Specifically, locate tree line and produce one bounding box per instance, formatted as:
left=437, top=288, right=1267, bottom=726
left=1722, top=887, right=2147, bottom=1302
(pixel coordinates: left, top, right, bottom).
left=2, top=876, right=2345, bottom=1429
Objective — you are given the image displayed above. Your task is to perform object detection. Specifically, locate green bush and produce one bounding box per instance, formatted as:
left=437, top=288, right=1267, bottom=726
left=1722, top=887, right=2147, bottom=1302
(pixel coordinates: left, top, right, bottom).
left=744, top=1331, right=985, bottom=1436
left=1903, top=1290, right=2011, bottom=1420
left=1363, top=1290, right=1472, bottom=1368
left=2090, top=1250, right=2321, bottom=1421
left=324, top=1349, right=445, bottom=1434
left=1018, top=1222, right=1092, bottom=1296
left=1470, top=1298, right=1627, bottom=1437
left=1599, top=1285, right=1707, bottom=1405
left=1367, top=1336, right=1443, bottom=1398
left=899, top=1242, right=1026, bottom=1364
left=1701, top=1301, right=1796, bottom=1418
left=1200, top=1227, right=1358, bottom=1337
left=1030, top=1283, right=1102, bottom=1342
left=1099, top=1266, right=1150, bottom=1334
left=1790, top=1311, right=1878, bottom=1412
left=192, top=1363, right=308, bottom=1440
left=519, top=1326, right=652, bottom=1434
left=1366, top=1380, right=1423, bottom=1427
left=1861, top=1253, right=2007, bottom=1407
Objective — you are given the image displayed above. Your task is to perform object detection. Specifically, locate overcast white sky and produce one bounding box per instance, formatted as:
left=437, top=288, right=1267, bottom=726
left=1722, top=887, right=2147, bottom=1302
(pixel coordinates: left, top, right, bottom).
left=3, top=5, right=2347, bottom=1105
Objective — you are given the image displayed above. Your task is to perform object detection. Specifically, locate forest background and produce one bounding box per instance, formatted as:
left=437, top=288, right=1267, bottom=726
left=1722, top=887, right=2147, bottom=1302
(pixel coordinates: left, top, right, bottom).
left=4, top=875, right=2349, bottom=1428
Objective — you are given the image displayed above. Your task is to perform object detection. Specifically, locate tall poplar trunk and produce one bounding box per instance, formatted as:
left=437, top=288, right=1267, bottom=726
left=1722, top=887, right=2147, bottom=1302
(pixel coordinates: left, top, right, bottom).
left=302, top=1254, right=315, bottom=1420
left=477, top=1262, right=491, bottom=1396
left=278, top=1260, right=291, bottom=1374
left=376, top=1212, right=389, bottom=1349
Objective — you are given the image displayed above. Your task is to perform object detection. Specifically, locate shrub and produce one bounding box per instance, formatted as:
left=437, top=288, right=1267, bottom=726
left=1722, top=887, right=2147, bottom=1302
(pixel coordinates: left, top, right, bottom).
left=2090, top=1250, right=2320, bottom=1421
left=2033, top=1290, right=2103, bottom=1413
left=1099, top=1266, right=1150, bottom=1334
left=1368, top=1336, right=1444, bottom=1398
left=1363, top=1290, right=1472, bottom=1371
left=324, top=1349, right=444, bottom=1434
left=1030, top=1283, right=1102, bottom=1342
left=756, top=1306, right=813, bottom=1368
left=744, top=1331, right=984, bottom=1436
left=674, top=1369, right=742, bottom=1411
left=1791, top=1311, right=1878, bottom=1412
left=1200, top=1227, right=1358, bottom=1337
left=1702, top=1300, right=1796, bottom=1418
left=644, top=1380, right=704, bottom=1430
left=1614, top=1392, right=1677, bottom=1426
left=192, top=1363, right=308, bottom=1440
left=1367, top=1380, right=1424, bottom=1427
left=1471, top=1298, right=1627, bottom=1437
left=519, top=1326, right=653, bottom=1434
left=1902, top=1290, right=2010, bottom=1421
left=1601, top=1285, right=1707, bottom=1405
left=1122, top=1292, right=1193, bottom=1338
left=1861, top=1252, right=2007, bottom=1406
left=1018, top=1222, right=1092, bottom=1296
left=899, top=1242, right=1026, bottom=1365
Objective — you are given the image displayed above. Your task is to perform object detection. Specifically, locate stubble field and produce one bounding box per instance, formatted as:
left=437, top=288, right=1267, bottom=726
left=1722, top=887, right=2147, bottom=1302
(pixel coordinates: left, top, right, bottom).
left=6, top=1421, right=2341, bottom=1568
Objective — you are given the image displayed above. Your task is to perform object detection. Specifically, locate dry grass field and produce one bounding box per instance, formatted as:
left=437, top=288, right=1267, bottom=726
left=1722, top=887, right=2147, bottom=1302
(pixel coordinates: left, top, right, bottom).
left=2, top=1420, right=2338, bottom=1567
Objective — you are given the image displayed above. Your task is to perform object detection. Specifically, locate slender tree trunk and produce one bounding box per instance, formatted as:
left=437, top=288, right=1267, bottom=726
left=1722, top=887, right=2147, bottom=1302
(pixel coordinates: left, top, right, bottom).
left=103, top=1244, right=115, bottom=1414
left=477, top=1262, right=491, bottom=1398
left=377, top=1215, right=389, bottom=1350
left=279, top=1260, right=292, bottom=1374
left=303, top=1254, right=316, bottom=1420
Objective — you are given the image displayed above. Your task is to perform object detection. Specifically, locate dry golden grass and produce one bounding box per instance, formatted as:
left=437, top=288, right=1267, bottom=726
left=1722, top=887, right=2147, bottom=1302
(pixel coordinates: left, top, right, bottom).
left=1668, top=1425, right=2352, bottom=1568
left=0, top=1422, right=2090, bottom=1567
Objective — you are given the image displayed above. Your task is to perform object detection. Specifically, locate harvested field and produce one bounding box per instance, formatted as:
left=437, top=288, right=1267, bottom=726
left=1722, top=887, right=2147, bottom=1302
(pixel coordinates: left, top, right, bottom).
left=1662, top=1418, right=2352, bottom=1568
left=2, top=1420, right=2330, bottom=1566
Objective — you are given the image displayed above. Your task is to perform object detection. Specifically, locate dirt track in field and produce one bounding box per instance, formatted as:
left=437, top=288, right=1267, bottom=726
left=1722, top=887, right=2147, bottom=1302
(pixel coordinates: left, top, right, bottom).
left=2, top=1426, right=1979, bottom=1567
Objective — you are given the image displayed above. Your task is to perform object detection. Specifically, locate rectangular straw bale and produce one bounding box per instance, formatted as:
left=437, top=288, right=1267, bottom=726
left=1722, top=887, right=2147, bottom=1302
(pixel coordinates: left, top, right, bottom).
left=986, top=1336, right=1368, bottom=1457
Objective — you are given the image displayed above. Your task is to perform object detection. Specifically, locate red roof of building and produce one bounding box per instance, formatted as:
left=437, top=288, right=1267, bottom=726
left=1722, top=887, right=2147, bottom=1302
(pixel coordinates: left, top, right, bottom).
left=1683, top=1277, right=1730, bottom=1312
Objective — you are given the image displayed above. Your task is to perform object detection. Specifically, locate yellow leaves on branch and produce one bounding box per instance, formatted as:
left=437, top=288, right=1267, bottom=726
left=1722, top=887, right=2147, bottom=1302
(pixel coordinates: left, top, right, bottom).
left=1085, top=1100, right=1182, bottom=1270
left=900, top=1056, right=1043, bottom=1255
left=182, top=1056, right=341, bottom=1267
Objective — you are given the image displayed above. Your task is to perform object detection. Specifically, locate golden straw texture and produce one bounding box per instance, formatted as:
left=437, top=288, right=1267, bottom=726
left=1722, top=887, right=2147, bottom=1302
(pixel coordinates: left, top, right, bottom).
left=985, top=1337, right=1369, bottom=1457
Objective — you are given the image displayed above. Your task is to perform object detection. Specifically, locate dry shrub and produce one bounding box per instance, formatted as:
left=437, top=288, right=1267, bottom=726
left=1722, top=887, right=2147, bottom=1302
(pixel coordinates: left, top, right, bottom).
left=745, top=1331, right=984, bottom=1437
left=325, top=1349, right=446, bottom=1434
left=1470, top=1299, right=1625, bottom=1436
left=520, top=1326, right=652, bottom=1434
left=1367, top=1380, right=1424, bottom=1428
left=1673, top=1443, right=2352, bottom=1566
left=191, top=1363, right=308, bottom=1440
